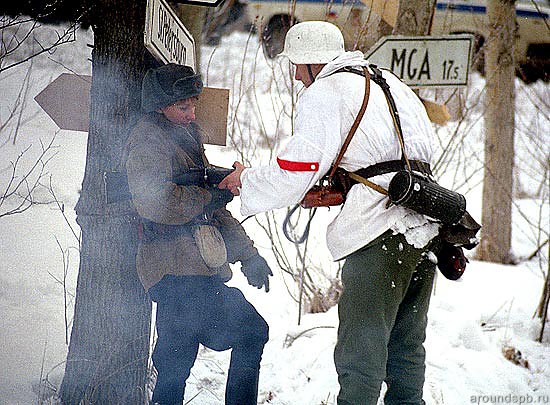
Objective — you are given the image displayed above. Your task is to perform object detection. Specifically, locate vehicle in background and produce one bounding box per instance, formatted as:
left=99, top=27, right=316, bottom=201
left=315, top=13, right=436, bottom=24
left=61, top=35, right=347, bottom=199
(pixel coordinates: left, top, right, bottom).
left=241, top=0, right=549, bottom=82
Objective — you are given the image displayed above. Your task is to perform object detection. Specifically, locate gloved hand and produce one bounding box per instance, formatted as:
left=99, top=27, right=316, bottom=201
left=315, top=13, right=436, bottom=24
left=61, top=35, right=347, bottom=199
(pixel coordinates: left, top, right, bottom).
left=205, top=188, right=234, bottom=213
left=241, top=253, right=273, bottom=292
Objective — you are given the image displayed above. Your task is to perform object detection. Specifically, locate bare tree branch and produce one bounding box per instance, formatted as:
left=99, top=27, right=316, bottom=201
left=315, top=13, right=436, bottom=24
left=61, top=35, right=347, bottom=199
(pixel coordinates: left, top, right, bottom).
left=0, top=15, right=80, bottom=74
left=0, top=134, right=58, bottom=218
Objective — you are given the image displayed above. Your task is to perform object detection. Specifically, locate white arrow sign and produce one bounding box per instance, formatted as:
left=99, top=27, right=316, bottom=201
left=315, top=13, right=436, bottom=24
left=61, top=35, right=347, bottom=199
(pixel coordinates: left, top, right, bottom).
left=365, top=34, right=475, bottom=87
left=145, top=0, right=196, bottom=69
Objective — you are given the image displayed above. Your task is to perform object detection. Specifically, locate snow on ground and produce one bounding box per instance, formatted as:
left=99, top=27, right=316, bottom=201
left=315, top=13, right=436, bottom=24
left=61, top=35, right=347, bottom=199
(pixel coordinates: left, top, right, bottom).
left=0, top=24, right=548, bottom=405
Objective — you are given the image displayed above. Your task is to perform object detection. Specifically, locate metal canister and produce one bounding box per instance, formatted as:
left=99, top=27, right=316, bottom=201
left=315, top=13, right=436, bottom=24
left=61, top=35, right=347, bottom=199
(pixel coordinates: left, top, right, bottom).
left=388, top=170, right=466, bottom=225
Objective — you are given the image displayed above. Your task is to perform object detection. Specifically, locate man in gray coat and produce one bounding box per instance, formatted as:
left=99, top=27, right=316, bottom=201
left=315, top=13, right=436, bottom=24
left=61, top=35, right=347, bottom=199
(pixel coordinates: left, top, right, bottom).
left=125, top=63, right=272, bottom=405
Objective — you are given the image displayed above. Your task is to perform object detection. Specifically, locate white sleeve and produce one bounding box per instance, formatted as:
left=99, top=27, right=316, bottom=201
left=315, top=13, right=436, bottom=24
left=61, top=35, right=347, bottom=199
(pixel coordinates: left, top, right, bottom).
left=239, top=87, right=344, bottom=216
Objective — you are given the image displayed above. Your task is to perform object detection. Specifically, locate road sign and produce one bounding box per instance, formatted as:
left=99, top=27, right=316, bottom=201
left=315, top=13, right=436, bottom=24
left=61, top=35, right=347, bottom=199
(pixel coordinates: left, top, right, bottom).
left=35, top=74, right=229, bottom=145
left=145, top=0, right=196, bottom=69
left=365, top=34, right=475, bottom=87
left=34, top=73, right=91, bottom=132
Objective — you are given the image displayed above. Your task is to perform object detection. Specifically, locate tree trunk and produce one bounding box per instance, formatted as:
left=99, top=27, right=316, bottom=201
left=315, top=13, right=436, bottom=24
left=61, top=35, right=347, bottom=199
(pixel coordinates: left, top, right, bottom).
left=370, top=0, right=435, bottom=47
left=478, top=0, right=516, bottom=263
left=173, top=3, right=206, bottom=68
left=537, top=242, right=550, bottom=342
left=392, top=0, right=436, bottom=36
left=59, top=0, right=153, bottom=403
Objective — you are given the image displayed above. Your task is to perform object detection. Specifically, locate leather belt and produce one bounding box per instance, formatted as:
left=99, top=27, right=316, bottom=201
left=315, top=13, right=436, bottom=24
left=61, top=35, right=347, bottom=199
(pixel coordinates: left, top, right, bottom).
left=353, top=159, right=432, bottom=179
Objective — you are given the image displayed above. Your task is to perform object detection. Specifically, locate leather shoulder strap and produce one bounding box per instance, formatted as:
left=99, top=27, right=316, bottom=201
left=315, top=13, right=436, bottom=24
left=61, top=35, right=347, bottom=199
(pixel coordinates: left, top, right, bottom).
left=328, top=66, right=371, bottom=180
left=369, top=65, right=412, bottom=172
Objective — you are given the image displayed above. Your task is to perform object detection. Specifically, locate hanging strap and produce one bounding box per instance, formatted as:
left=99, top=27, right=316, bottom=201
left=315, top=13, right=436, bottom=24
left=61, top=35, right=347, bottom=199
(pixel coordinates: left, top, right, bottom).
left=338, top=65, right=423, bottom=178
left=282, top=204, right=317, bottom=244
left=337, top=65, right=420, bottom=197
left=348, top=172, right=388, bottom=195
left=283, top=67, right=372, bottom=244
left=326, top=66, right=371, bottom=182
left=369, top=65, right=413, bottom=172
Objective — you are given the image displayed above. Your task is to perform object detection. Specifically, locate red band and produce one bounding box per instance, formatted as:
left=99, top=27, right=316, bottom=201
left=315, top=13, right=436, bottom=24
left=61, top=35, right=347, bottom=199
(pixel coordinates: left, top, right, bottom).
left=277, top=157, right=319, bottom=172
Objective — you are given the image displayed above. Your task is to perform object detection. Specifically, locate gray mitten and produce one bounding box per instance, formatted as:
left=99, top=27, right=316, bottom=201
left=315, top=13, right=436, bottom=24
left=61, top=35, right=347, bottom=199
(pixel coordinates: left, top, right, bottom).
left=241, top=253, right=273, bottom=292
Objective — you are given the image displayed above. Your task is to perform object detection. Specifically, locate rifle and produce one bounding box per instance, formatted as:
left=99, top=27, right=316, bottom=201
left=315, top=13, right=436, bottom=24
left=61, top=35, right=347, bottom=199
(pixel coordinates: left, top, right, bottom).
left=104, top=167, right=234, bottom=204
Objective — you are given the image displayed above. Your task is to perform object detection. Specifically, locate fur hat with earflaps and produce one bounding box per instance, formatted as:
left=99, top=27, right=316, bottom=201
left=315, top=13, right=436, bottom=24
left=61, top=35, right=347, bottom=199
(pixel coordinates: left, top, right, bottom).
left=141, top=63, right=203, bottom=113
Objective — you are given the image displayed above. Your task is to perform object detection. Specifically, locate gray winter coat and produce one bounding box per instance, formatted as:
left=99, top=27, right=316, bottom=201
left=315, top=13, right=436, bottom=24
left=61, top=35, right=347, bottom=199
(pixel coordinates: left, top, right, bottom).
left=125, top=112, right=257, bottom=291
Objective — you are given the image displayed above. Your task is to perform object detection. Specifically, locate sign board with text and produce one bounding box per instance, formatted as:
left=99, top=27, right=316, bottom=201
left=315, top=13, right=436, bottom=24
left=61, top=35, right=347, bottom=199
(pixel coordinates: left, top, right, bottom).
left=144, top=0, right=196, bottom=69
left=365, top=34, right=474, bottom=87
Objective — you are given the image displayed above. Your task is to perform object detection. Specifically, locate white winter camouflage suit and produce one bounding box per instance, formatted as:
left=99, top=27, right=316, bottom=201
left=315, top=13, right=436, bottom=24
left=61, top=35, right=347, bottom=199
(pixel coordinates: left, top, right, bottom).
left=239, top=51, right=440, bottom=405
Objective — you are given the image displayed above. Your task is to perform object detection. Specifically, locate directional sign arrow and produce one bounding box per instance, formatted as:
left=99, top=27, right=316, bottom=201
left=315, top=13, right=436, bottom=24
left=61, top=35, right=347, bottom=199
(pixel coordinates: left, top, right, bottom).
left=34, top=73, right=229, bottom=145
left=34, top=73, right=91, bottom=132
left=365, top=34, right=475, bottom=87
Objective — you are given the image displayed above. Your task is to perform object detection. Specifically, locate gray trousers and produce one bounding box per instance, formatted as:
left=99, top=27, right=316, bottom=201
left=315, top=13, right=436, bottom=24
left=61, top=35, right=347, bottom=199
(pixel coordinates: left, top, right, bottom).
left=335, top=231, right=436, bottom=405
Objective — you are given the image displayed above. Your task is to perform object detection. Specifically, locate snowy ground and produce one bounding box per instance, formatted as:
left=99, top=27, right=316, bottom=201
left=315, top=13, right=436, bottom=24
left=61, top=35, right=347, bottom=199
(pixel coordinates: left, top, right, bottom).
left=0, top=23, right=548, bottom=405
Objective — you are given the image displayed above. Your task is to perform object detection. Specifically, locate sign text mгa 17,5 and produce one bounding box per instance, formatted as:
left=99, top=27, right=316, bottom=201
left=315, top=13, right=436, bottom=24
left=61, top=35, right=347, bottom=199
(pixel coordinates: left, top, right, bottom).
left=365, top=34, right=475, bottom=87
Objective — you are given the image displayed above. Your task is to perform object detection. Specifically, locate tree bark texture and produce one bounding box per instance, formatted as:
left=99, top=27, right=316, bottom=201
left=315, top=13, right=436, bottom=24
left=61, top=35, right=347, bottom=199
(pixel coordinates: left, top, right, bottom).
left=478, top=0, right=516, bottom=263
left=537, top=242, right=550, bottom=342
left=392, top=0, right=437, bottom=36
left=60, top=0, right=154, bottom=403
left=361, top=0, right=435, bottom=55
left=173, top=3, right=206, bottom=68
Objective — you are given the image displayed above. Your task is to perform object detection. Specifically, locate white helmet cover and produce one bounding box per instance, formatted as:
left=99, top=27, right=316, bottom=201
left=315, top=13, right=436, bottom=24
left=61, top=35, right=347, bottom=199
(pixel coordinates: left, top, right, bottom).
left=279, top=21, right=345, bottom=64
